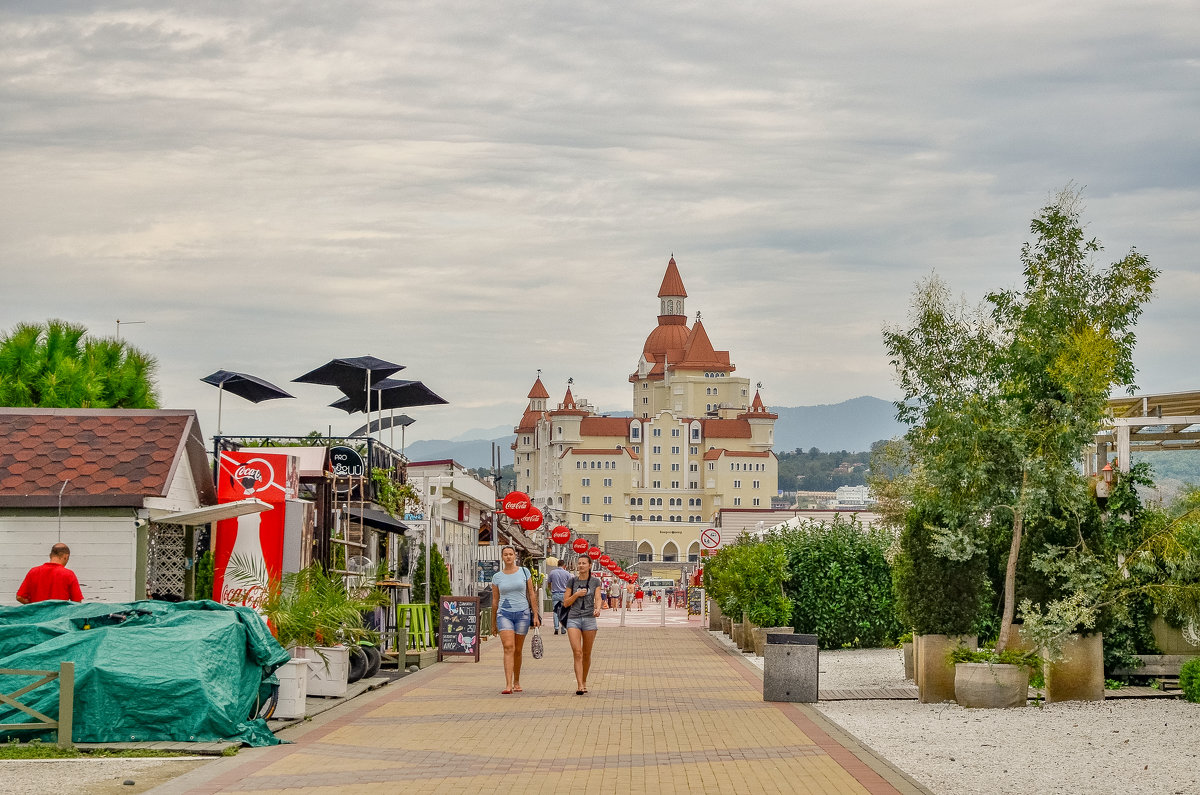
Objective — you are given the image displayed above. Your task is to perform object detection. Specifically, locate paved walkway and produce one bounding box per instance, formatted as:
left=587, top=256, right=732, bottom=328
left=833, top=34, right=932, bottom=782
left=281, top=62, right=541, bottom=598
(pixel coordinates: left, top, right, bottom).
left=161, top=621, right=927, bottom=794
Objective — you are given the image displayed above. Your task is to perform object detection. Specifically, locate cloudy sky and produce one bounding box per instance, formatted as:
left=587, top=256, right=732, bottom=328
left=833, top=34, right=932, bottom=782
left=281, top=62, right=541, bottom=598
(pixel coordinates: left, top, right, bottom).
left=3, top=2, right=1198, bottom=446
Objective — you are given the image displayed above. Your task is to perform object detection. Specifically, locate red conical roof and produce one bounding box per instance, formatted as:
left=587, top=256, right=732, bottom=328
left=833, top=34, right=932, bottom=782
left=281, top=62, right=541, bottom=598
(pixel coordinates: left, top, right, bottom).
left=527, top=377, right=549, bottom=399
left=562, top=386, right=576, bottom=409
left=657, top=257, right=687, bottom=298
left=674, top=320, right=732, bottom=371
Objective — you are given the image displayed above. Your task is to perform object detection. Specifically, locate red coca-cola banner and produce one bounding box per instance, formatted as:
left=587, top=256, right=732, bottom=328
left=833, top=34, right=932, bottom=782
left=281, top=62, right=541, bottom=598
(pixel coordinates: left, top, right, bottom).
left=212, top=451, right=296, bottom=609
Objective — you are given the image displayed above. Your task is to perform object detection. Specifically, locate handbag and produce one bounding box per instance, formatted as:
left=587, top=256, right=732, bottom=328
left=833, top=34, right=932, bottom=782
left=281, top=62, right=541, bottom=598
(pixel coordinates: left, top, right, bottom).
left=530, top=626, right=544, bottom=659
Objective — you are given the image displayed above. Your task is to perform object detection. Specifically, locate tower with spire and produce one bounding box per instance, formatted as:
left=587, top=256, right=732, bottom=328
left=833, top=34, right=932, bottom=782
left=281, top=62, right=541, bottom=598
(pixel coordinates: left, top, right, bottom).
left=513, top=256, right=777, bottom=574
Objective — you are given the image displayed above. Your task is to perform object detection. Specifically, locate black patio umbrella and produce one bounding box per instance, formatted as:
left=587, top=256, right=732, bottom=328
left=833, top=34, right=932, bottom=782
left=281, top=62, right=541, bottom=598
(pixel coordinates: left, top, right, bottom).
left=200, top=370, right=294, bottom=434
left=348, top=414, right=416, bottom=437
left=293, top=355, right=405, bottom=396
left=328, top=379, right=448, bottom=414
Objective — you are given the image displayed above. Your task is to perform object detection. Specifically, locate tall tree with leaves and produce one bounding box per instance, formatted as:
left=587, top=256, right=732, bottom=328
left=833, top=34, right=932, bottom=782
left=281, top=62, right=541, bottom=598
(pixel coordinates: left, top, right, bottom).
left=0, top=319, right=159, bottom=408
left=883, top=187, right=1157, bottom=651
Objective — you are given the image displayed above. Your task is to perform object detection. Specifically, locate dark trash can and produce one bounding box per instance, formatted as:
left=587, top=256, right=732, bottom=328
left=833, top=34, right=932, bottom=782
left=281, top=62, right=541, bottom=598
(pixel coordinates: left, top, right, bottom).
left=763, top=633, right=818, bottom=702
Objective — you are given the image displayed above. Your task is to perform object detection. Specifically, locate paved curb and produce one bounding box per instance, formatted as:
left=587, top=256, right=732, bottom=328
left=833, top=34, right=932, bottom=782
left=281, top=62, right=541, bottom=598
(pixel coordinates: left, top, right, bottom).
left=697, top=628, right=932, bottom=795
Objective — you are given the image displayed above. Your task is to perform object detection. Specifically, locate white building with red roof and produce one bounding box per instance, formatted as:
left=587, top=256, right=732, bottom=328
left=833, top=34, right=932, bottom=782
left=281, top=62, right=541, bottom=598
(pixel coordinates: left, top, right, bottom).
left=513, top=258, right=778, bottom=568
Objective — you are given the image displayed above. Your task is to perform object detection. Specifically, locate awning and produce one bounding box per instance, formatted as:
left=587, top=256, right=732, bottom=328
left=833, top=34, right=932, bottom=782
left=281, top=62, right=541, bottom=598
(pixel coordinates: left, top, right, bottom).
left=151, top=498, right=273, bottom=526
left=345, top=505, right=410, bottom=534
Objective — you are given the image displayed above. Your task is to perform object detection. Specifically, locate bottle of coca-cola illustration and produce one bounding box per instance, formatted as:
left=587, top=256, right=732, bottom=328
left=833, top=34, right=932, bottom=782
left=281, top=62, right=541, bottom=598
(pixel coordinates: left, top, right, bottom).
left=221, top=512, right=268, bottom=609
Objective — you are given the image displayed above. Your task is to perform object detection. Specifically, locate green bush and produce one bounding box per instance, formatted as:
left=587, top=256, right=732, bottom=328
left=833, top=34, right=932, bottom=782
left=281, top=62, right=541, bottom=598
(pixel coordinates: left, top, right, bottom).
left=892, top=506, right=991, bottom=636
left=779, top=515, right=902, bottom=649
left=411, top=542, right=452, bottom=606
left=702, top=535, right=792, bottom=627
left=1181, top=657, right=1200, bottom=703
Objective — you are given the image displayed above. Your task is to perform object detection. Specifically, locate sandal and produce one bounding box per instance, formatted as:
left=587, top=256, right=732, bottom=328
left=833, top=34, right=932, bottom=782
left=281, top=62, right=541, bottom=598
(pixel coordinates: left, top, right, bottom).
left=513, top=685, right=523, bottom=692
left=575, top=689, right=585, bottom=695
left=501, top=689, right=513, bottom=695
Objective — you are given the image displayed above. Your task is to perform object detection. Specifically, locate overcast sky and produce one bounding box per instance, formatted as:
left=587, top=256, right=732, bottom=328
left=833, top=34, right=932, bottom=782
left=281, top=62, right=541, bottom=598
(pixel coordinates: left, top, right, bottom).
left=2, top=2, right=1197, bottom=446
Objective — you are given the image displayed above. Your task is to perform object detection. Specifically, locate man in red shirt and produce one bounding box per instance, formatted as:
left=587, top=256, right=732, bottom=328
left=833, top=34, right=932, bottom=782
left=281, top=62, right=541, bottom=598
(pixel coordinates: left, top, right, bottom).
left=16, top=543, right=84, bottom=604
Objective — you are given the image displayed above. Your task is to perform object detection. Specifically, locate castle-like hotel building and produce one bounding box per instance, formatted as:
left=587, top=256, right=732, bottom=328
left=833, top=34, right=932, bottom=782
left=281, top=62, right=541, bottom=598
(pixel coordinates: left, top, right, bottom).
left=513, top=258, right=778, bottom=564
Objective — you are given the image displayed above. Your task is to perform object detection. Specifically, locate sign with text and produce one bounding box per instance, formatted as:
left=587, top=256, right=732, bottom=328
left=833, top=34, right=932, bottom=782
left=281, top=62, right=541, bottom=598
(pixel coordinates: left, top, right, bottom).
left=437, top=596, right=481, bottom=662
left=477, top=559, right=501, bottom=582
left=687, top=586, right=705, bottom=617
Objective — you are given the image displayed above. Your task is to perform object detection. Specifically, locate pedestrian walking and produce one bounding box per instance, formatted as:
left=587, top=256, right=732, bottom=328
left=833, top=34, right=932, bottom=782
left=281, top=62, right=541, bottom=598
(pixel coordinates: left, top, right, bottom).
left=634, top=587, right=644, bottom=610
left=490, top=545, right=541, bottom=694
left=547, top=558, right=572, bottom=635
left=562, top=554, right=602, bottom=694
left=16, top=543, right=83, bottom=604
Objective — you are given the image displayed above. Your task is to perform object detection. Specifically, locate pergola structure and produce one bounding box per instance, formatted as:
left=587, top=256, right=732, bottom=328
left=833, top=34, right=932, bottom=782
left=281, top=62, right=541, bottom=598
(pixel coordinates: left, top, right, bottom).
left=1088, top=389, right=1200, bottom=475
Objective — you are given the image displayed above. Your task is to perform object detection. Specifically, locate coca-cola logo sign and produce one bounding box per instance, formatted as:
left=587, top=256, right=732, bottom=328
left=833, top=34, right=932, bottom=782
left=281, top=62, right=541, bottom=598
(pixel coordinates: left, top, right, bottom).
left=501, top=491, right=533, bottom=520
left=228, top=457, right=276, bottom=496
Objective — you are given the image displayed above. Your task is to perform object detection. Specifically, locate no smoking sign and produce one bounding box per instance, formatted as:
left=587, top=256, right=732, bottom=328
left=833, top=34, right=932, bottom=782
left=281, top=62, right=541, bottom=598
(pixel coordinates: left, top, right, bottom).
left=700, top=528, right=721, bottom=549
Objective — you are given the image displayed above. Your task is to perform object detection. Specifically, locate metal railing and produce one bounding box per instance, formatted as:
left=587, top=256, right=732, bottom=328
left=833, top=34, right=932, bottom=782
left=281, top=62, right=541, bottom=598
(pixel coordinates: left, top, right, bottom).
left=0, top=662, right=75, bottom=749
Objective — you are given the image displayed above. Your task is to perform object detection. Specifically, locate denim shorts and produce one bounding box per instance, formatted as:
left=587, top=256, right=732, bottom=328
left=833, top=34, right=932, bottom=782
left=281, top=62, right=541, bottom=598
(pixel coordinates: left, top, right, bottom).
left=566, top=616, right=598, bottom=632
left=496, top=608, right=531, bottom=635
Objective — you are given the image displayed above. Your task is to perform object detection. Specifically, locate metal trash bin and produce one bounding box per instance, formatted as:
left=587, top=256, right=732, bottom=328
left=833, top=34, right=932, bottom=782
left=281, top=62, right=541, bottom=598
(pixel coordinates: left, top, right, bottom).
left=763, top=632, right=818, bottom=702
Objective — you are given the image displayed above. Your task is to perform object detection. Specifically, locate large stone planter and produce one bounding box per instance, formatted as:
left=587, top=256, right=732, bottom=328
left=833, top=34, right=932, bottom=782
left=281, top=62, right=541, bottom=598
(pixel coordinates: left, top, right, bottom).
left=752, top=626, right=793, bottom=656
left=731, top=622, right=745, bottom=649
left=916, top=634, right=977, bottom=703
left=721, top=616, right=733, bottom=636
left=954, top=662, right=1028, bottom=708
left=294, top=645, right=350, bottom=698
left=740, top=621, right=758, bottom=652
left=1151, top=617, right=1200, bottom=655
left=708, top=599, right=724, bottom=632
left=1044, top=632, right=1104, bottom=703
left=902, top=642, right=914, bottom=680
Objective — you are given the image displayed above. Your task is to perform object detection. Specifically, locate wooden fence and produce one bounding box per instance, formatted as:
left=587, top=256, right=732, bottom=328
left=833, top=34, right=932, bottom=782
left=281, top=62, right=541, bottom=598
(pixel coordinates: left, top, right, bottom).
left=0, top=662, right=75, bottom=749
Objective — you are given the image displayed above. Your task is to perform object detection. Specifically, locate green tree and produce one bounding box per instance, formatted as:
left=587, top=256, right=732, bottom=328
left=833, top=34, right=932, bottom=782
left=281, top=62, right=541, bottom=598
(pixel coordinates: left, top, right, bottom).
left=411, top=542, right=452, bottom=606
left=0, top=319, right=159, bottom=408
left=883, top=187, right=1157, bottom=651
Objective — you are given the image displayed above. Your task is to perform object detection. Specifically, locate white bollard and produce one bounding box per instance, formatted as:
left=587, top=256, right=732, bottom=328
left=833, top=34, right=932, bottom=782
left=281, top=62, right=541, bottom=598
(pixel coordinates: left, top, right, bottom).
left=660, top=590, right=666, bottom=627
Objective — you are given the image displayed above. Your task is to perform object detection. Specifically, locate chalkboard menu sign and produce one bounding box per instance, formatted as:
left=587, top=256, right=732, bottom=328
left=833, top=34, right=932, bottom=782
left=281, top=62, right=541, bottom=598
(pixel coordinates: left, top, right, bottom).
left=437, top=596, right=481, bottom=662
left=686, top=586, right=704, bottom=617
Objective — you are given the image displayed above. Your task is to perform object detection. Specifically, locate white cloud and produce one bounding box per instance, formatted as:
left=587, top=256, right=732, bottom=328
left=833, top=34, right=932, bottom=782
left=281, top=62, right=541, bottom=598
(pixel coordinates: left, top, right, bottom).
left=1, top=1, right=1197, bottom=445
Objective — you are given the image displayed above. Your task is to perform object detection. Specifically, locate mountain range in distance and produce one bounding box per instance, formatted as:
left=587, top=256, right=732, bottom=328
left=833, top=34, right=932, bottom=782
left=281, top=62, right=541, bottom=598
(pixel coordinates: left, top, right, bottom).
left=404, top=396, right=906, bottom=471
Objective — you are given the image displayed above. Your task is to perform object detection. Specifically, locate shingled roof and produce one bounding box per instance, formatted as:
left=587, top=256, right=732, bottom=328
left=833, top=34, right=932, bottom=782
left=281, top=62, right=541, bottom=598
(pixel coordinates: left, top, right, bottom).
left=0, top=408, right=215, bottom=508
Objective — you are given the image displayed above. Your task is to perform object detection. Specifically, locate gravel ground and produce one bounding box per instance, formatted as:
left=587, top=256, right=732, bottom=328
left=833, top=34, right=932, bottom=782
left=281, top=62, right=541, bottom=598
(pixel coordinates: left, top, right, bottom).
left=712, top=632, right=1200, bottom=795
left=0, top=758, right=208, bottom=794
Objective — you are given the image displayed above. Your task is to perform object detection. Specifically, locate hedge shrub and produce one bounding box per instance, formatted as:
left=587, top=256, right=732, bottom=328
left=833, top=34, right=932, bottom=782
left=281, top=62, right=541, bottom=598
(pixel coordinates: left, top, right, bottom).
left=1181, top=657, right=1200, bottom=703
left=778, top=516, right=902, bottom=649
left=892, top=506, right=991, bottom=636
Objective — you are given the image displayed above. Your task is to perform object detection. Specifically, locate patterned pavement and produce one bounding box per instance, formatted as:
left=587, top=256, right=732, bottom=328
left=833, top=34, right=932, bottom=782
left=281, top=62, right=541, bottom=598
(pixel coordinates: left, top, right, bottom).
left=160, top=617, right=926, bottom=794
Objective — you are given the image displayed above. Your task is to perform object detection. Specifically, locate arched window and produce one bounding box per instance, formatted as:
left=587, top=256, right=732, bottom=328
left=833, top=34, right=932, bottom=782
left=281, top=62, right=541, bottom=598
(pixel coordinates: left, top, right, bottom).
left=638, top=541, right=654, bottom=562
left=662, top=541, right=679, bottom=562
left=688, top=541, right=701, bottom=562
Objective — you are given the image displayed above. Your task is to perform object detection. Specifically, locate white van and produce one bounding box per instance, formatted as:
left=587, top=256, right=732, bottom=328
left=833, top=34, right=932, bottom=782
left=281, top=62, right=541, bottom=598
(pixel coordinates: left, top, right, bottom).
left=640, top=578, right=676, bottom=595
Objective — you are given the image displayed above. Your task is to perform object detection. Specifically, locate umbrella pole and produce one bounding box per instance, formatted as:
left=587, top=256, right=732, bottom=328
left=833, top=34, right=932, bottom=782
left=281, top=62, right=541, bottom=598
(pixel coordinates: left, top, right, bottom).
left=389, top=409, right=395, bottom=449
left=217, top=383, right=224, bottom=436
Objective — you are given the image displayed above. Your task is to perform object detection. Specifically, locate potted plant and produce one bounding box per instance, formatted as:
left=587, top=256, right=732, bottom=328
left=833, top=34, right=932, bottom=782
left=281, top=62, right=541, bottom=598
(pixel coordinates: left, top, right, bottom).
left=892, top=507, right=987, bottom=703
left=257, top=564, right=386, bottom=699
left=950, top=646, right=1041, bottom=708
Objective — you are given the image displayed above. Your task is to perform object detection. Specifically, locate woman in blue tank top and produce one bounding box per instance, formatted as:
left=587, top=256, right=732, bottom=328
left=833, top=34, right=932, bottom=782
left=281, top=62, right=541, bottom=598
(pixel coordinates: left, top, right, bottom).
left=490, top=544, right=541, bottom=694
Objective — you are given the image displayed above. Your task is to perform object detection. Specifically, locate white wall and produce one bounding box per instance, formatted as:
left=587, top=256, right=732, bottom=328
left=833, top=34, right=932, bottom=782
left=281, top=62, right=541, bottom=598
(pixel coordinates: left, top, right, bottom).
left=0, top=513, right=137, bottom=606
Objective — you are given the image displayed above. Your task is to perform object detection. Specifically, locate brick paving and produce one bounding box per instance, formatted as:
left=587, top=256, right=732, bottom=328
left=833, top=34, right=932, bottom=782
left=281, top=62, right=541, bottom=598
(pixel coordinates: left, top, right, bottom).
left=162, top=620, right=927, bottom=794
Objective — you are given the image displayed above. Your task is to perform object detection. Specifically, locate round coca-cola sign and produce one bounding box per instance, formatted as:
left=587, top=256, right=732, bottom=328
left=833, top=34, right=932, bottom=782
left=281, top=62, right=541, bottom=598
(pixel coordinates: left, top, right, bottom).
left=550, top=525, right=571, bottom=544
left=599, top=555, right=612, bottom=566
left=501, top=491, right=533, bottom=520
left=587, top=546, right=601, bottom=560
left=228, top=457, right=276, bottom=497
left=517, top=507, right=543, bottom=530
left=571, top=538, right=589, bottom=553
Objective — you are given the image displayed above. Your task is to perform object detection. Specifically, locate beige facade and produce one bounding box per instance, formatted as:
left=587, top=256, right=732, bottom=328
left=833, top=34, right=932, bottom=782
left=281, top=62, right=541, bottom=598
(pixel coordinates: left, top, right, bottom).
left=514, top=257, right=778, bottom=564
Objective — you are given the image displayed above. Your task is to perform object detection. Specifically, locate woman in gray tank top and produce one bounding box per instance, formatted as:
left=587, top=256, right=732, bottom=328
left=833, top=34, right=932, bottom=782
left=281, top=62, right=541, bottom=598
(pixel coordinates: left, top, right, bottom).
left=561, top=554, right=602, bottom=694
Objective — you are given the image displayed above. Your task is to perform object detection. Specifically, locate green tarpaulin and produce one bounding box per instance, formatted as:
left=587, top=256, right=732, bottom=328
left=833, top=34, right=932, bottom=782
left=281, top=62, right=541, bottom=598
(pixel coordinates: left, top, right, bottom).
left=0, top=599, right=290, bottom=746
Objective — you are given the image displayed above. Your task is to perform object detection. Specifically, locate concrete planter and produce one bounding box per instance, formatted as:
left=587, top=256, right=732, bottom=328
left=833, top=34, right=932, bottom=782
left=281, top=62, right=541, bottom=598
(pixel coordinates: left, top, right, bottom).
left=274, top=657, right=310, bottom=719
left=731, top=622, right=745, bottom=648
left=954, top=662, right=1028, bottom=708
left=916, top=634, right=977, bottom=703
left=721, top=616, right=733, bottom=636
left=294, top=645, right=350, bottom=698
left=902, top=642, right=914, bottom=680
left=752, top=626, right=793, bottom=656
left=1044, top=632, right=1104, bottom=703
left=1151, top=617, right=1200, bottom=654
left=708, top=599, right=724, bottom=632
left=740, top=621, right=758, bottom=652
